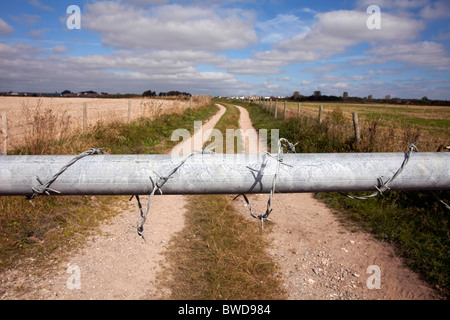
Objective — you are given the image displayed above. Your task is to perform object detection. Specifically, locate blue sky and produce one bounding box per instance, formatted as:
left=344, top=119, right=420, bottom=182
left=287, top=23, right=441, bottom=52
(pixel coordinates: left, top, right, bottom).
left=0, top=0, right=449, bottom=99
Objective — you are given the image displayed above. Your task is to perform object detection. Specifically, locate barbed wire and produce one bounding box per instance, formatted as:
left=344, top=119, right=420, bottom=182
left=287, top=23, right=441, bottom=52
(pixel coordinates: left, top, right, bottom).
left=340, top=143, right=418, bottom=200
left=132, top=146, right=216, bottom=241
left=339, top=143, right=449, bottom=211
left=27, top=148, right=108, bottom=203
left=17, top=138, right=447, bottom=240
left=433, top=146, right=450, bottom=211
left=234, top=138, right=297, bottom=230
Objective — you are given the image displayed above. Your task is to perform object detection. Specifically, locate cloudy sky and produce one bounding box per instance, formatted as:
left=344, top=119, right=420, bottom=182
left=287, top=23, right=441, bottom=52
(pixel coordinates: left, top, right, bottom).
left=0, top=0, right=449, bottom=99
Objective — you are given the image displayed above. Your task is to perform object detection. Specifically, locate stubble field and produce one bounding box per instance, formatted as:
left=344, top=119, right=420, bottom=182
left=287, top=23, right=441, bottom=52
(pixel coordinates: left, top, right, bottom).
left=0, top=96, right=209, bottom=152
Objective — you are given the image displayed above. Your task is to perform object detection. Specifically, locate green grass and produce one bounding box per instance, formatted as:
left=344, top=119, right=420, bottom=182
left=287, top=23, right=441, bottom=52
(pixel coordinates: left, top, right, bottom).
left=88, top=103, right=219, bottom=154
left=161, top=102, right=286, bottom=300
left=0, top=195, right=113, bottom=270
left=239, top=100, right=450, bottom=298
left=361, top=112, right=450, bottom=129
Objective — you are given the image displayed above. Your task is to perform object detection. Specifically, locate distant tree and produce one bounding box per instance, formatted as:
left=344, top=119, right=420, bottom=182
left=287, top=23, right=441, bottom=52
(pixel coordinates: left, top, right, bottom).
left=143, top=90, right=156, bottom=97
left=61, top=90, right=72, bottom=95
left=343, top=92, right=348, bottom=99
left=159, top=91, right=191, bottom=97
left=292, top=91, right=301, bottom=101
left=313, top=90, right=321, bottom=97
left=80, top=90, right=98, bottom=95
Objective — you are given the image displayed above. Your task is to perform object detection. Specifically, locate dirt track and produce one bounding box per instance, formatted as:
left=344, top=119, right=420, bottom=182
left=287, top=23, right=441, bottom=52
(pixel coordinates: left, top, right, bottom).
left=233, top=104, right=441, bottom=300
left=1, top=104, right=442, bottom=300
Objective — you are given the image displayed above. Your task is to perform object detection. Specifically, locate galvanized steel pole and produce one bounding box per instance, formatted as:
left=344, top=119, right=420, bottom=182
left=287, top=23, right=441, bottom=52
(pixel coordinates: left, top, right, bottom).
left=0, top=153, right=448, bottom=197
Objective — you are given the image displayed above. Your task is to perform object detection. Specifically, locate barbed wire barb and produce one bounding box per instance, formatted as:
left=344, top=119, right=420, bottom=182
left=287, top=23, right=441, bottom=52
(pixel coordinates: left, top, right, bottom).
left=27, top=148, right=108, bottom=202
left=341, top=143, right=418, bottom=201
left=234, top=138, right=296, bottom=231
left=132, top=148, right=215, bottom=241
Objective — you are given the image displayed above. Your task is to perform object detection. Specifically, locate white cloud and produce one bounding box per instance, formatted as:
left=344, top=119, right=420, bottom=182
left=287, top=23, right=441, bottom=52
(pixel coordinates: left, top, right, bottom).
left=28, top=0, right=55, bottom=12
left=0, top=43, right=19, bottom=56
left=366, top=68, right=404, bottom=75
left=8, top=14, right=40, bottom=28
left=29, top=28, right=49, bottom=39
left=216, top=57, right=285, bottom=75
left=256, top=14, right=310, bottom=44
left=420, top=1, right=450, bottom=19
left=83, top=2, right=258, bottom=51
left=124, top=0, right=171, bottom=6
left=355, top=0, right=429, bottom=10
left=0, top=43, right=246, bottom=94
left=0, top=18, right=14, bottom=35
left=248, top=9, right=425, bottom=68
left=65, top=49, right=227, bottom=76
left=223, top=8, right=425, bottom=78
left=303, top=64, right=340, bottom=72
left=434, top=31, right=450, bottom=40
left=365, top=41, right=450, bottom=71
left=52, top=45, right=69, bottom=55
left=276, top=76, right=291, bottom=82
left=279, top=10, right=423, bottom=50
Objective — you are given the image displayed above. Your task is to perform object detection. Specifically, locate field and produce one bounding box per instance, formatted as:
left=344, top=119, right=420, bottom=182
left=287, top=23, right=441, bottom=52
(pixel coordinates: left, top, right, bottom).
left=279, top=101, right=450, bottom=152
left=0, top=96, right=210, bottom=152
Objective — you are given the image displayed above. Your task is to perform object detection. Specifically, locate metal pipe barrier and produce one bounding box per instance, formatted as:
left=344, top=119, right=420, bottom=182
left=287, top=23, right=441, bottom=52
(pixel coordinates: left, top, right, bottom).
left=1, top=152, right=448, bottom=197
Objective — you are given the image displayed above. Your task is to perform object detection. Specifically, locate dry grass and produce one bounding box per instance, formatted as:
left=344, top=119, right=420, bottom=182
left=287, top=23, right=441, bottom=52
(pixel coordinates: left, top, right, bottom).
left=0, top=96, right=212, bottom=152
left=20, top=100, right=73, bottom=155
left=273, top=101, right=450, bottom=152
left=162, top=195, right=285, bottom=300
left=0, top=99, right=216, bottom=276
left=159, top=103, right=286, bottom=300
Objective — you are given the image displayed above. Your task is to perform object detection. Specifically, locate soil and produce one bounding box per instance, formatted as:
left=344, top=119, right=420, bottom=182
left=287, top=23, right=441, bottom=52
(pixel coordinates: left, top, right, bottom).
left=0, top=103, right=443, bottom=300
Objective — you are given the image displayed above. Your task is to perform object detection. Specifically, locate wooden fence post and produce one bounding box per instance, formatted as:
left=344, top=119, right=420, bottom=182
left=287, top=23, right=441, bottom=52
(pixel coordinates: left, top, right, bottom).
left=83, top=102, right=87, bottom=134
left=274, top=101, right=278, bottom=119
left=318, top=105, right=323, bottom=124
left=353, top=112, right=361, bottom=142
left=128, top=100, right=131, bottom=123
left=297, top=102, right=301, bottom=118
left=1, top=113, right=7, bottom=155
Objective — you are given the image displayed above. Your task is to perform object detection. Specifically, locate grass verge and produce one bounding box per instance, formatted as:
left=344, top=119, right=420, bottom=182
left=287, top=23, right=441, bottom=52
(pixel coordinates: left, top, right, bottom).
left=161, top=103, right=286, bottom=300
left=239, top=100, right=449, bottom=298
left=0, top=103, right=219, bottom=276
left=164, top=195, right=285, bottom=300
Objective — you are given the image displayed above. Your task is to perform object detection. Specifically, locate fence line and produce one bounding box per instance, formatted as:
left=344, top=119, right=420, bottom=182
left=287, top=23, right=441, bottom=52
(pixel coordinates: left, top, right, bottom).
left=0, top=97, right=205, bottom=152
